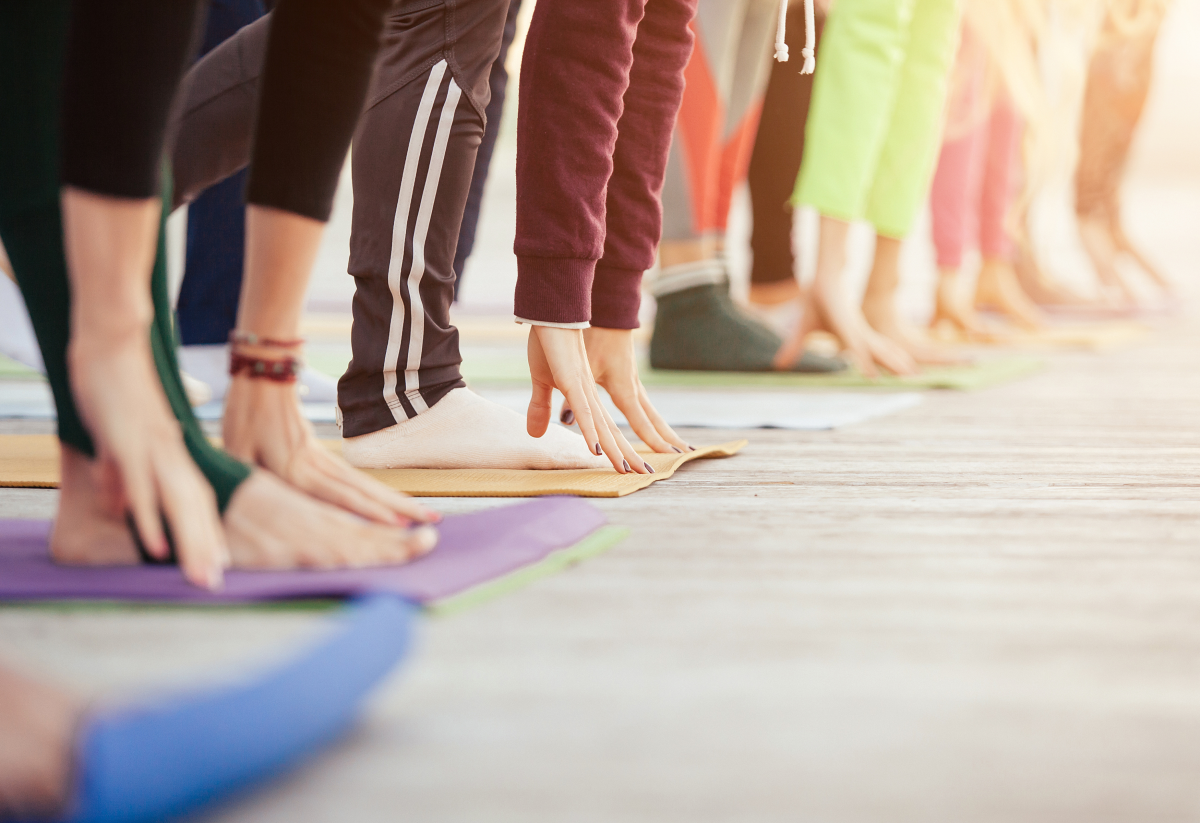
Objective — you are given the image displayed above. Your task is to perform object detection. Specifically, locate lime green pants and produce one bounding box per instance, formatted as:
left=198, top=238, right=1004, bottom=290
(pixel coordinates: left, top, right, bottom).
left=793, top=0, right=960, bottom=239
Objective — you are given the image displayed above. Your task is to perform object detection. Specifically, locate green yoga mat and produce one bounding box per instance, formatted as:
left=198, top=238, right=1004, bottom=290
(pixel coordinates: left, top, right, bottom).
left=0, top=526, right=629, bottom=618
left=0, top=354, right=38, bottom=380
left=456, top=351, right=1044, bottom=391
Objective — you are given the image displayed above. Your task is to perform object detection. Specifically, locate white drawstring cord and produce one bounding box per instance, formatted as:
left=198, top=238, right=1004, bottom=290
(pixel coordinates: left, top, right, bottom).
left=774, top=0, right=817, bottom=76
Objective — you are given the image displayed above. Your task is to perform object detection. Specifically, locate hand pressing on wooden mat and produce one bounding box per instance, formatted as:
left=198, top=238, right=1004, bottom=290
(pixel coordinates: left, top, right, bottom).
left=223, top=374, right=439, bottom=528
left=527, top=327, right=652, bottom=475
left=562, top=328, right=690, bottom=454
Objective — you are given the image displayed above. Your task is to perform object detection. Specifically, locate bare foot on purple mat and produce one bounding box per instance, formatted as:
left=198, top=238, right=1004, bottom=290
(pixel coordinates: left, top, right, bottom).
left=221, top=471, right=438, bottom=570
left=0, top=666, right=79, bottom=820
left=51, top=446, right=438, bottom=572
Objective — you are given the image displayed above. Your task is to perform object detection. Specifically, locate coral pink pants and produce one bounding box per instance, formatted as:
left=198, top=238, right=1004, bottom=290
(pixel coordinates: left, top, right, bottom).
left=929, top=30, right=1022, bottom=270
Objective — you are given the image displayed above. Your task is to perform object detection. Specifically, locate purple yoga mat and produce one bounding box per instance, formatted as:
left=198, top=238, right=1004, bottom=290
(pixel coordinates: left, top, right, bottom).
left=0, top=497, right=606, bottom=604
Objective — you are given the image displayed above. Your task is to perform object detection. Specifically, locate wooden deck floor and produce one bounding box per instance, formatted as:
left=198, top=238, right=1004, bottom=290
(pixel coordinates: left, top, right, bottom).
left=3, top=314, right=1200, bottom=822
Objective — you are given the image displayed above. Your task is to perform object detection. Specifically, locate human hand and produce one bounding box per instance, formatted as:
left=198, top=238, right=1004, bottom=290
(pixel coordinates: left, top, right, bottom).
left=222, top=372, right=440, bottom=526
left=775, top=286, right=916, bottom=378
left=526, top=325, right=651, bottom=474
left=563, top=327, right=689, bottom=453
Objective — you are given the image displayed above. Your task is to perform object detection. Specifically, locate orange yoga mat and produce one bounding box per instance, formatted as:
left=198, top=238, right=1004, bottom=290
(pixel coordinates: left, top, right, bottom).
left=0, top=435, right=746, bottom=497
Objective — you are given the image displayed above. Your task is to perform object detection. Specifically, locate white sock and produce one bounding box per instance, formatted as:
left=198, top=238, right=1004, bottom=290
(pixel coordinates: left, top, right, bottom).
left=178, top=344, right=339, bottom=403
left=178, top=345, right=231, bottom=400
left=341, top=387, right=611, bottom=470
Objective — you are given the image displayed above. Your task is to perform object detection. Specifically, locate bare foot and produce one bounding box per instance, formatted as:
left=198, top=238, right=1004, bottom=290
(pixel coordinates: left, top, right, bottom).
left=930, top=269, right=1007, bottom=343
left=67, top=334, right=227, bottom=588
left=1110, top=220, right=1174, bottom=295
left=223, top=374, right=439, bottom=526
left=975, top=258, right=1049, bottom=329
left=51, top=443, right=436, bottom=570
left=748, top=278, right=801, bottom=307
left=62, top=188, right=227, bottom=588
left=1013, top=249, right=1098, bottom=308
left=862, top=289, right=971, bottom=366
left=1077, top=217, right=1139, bottom=308
left=50, top=444, right=138, bottom=566
left=222, top=471, right=438, bottom=569
left=775, top=285, right=917, bottom=378
left=0, top=666, right=80, bottom=820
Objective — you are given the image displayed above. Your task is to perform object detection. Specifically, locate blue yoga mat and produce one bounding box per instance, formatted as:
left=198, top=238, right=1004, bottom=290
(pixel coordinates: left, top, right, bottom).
left=59, top=593, right=415, bottom=823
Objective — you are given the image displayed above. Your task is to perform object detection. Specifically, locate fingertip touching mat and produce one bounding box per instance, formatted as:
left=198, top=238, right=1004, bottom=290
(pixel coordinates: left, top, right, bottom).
left=355, top=440, right=747, bottom=498
left=0, top=435, right=746, bottom=496
left=0, top=497, right=627, bottom=612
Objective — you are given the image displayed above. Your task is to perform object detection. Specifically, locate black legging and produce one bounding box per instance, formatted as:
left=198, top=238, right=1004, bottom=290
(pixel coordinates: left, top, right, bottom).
left=747, top=4, right=824, bottom=287
left=6, top=0, right=394, bottom=515
left=61, top=0, right=390, bottom=222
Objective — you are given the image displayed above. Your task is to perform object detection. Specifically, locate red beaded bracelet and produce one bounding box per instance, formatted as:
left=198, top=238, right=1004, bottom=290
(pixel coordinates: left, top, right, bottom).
left=229, top=352, right=302, bottom=382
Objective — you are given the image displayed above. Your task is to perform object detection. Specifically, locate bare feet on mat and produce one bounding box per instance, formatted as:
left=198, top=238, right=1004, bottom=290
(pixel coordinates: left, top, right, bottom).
left=1111, top=221, right=1173, bottom=294
left=930, top=269, right=1006, bottom=343
left=527, top=326, right=652, bottom=475
left=66, top=333, right=228, bottom=589
left=775, top=284, right=917, bottom=379
left=341, top=387, right=610, bottom=470
left=50, top=444, right=139, bottom=566
left=0, top=666, right=80, bottom=821
left=1013, top=250, right=1096, bottom=308
left=1077, top=217, right=1139, bottom=308
left=862, top=289, right=970, bottom=366
left=223, top=375, right=439, bottom=527
left=61, top=188, right=228, bottom=589
left=51, top=445, right=436, bottom=570
left=221, top=471, right=437, bottom=569
left=975, top=258, right=1048, bottom=329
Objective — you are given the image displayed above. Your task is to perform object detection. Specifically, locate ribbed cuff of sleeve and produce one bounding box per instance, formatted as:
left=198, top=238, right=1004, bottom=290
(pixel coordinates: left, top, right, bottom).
left=514, top=256, right=596, bottom=325
left=590, top=264, right=642, bottom=330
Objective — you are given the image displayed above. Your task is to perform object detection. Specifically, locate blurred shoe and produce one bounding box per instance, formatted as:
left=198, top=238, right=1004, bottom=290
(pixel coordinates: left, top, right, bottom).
left=178, top=344, right=339, bottom=403
left=650, top=280, right=843, bottom=373
left=180, top=371, right=213, bottom=407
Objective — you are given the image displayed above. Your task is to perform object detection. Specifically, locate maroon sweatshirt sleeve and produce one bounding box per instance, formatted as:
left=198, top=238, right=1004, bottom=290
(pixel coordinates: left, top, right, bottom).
left=514, top=0, right=696, bottom=328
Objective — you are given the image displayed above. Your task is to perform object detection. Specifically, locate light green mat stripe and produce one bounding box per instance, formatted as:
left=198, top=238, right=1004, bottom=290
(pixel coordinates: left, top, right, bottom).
left=425, top=526, right=628, bottom=617
left=0, top=526, right=627, bottom=616
left=307, top=349, right=1045, bottom=392
left=0, top=353, right=40, bottom=381
left=459, top=355, right=1044, bottom=391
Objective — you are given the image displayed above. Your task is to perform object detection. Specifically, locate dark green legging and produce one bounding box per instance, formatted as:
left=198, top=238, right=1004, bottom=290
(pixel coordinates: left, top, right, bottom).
left=0, top=1, right=249, bottom=510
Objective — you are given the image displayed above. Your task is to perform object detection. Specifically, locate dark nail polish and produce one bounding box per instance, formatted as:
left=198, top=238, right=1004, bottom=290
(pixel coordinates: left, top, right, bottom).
left=561, top=409, right=575, bottom=425
left=688, top=444, right=697, bottom=452
left=671, top=446, right=683, bottom=454
left=621, top=459, right=630, bottom=472
left=644, top=462, right=655, bottom=473
left=595, top=443, right=603, bottom=455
